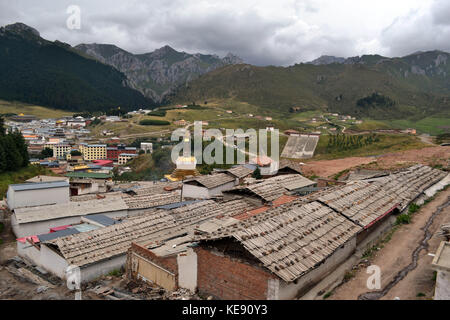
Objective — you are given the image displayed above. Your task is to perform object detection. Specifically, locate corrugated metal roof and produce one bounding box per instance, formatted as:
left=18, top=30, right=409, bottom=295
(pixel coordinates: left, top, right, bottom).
left=82, top=214, right=118, bottom=227
left=9, top=181, right=69, bottom=191
left=72, top=223, right=100, bottom=233
left=65, top=172, right=113, bottom=179
left=14, top=196, right=128, bottom=224
left=38, top=228, right=80, bottom=242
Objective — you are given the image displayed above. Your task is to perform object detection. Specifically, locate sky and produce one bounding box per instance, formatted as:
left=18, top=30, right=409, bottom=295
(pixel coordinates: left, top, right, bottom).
left=1, top=0, right=449, bottom=66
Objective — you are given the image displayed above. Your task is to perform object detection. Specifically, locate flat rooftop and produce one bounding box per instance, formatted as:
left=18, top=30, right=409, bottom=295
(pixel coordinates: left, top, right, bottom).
left=9, top=180, right=69, bottom=191
left=432, top=241, right=450, bottom=272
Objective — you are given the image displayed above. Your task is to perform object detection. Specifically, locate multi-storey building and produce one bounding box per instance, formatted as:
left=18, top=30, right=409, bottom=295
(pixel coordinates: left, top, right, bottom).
left=53, top=144, right=71, bottom=159
left=118, top=153, right=138, bottom=165
left=80, top=144, right=107, bottom=161
left=107, top=145, right=137, bottom=161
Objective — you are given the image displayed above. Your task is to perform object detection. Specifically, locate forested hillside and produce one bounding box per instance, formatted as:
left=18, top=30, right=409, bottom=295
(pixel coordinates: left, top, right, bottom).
left=0, top=23, right=155, bottom=112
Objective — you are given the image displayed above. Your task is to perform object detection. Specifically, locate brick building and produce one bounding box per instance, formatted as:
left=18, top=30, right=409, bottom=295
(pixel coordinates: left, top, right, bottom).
left=107, top=145, right=137, bottom=161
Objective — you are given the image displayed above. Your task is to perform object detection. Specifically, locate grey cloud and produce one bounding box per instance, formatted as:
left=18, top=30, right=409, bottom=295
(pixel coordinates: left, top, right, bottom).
left=381, top=0, right=450, bottom=57
left=0, top=0, right=448, bottom=66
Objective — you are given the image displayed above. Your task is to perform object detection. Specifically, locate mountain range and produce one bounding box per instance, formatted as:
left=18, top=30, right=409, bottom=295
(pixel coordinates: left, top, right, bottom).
left=0, top=23, right=154, bottom=112
left=75, top=43, right=243, bottom=103
left=168, top=51, right=450, bottom=119
left=1, top=22, right=450, bottom=121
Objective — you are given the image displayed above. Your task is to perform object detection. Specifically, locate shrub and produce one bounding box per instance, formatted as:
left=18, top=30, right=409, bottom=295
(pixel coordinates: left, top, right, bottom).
left=417, top=292, right=426, bottom=297
left=108, top=269, right=123, bottom=277
left=139, top=119, right=170, bottom=126
left=396, top=214, right=411, bottom=225
left=408, top=203, right=420, bottom=214
left=323, top=291, right=333, bottom=299
left=149, top=110, right=167, bottom=117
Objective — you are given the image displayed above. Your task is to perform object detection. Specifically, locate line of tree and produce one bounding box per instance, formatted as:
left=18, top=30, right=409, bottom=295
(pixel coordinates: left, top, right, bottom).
left=0, top=116, right=29, bottom=173
left=356, top=93, right=396, bottom=108
left=139, top=119, right=170, bottom=126
left=327, top=133, right=380, bottom=152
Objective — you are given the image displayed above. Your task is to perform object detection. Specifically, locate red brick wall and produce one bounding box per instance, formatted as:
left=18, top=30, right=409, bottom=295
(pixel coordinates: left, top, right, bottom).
left=195, top=246, right=276, bottom=300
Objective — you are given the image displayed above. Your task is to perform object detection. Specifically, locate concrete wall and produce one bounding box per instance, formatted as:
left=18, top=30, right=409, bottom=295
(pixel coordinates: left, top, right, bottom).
left=40, top=244, right=69, bottom=279
left=195, top=246, right=276, bottom=300
left=7, top=186, right=69, bottom=210
left=276, top=236, right=357, bottom=300
left=435, top=270, right=450, bottom=300
left=182, top=184, right=210, bottom=199
left=177, top=248, right=197, bottom=292
left=17, top=241, right=42, bottom=265
left=80, top=255, right=127, bottom=283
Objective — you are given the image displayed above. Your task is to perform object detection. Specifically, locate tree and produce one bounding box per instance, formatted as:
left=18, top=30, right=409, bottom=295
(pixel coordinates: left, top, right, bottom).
left=11, top=130, right=29, bottom=167
left=252, top=167, right=262, bottom=179
left=0, top=116, right=5, bottom=136
left=70, top=150, right=82, bottom=156
left=40, top=148, right=54, bottom=159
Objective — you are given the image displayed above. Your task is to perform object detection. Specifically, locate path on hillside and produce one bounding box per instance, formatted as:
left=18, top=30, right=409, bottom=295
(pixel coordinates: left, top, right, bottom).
left=329, top=188, right=450, bottom=300
left=419, top=134, right=436, bottom=145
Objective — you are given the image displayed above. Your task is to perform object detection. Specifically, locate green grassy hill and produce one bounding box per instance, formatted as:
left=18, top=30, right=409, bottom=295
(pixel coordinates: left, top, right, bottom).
left=168, top=51, right=450, bottom=122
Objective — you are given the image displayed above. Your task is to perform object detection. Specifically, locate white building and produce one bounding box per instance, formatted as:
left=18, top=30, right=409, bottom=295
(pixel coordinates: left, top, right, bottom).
left=11, top=196, right=128, bottom=237
left=118, top=153, right=138, bottom=165
left=432, top=241, right=450, bottom=300
left=140, top=142, right=153, bottom=154
left=7, top=181, right=70, bottom=211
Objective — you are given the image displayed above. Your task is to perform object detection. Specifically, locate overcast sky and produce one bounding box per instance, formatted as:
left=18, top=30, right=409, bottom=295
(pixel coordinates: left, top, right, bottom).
left=1, top=0, right=449, bottom=66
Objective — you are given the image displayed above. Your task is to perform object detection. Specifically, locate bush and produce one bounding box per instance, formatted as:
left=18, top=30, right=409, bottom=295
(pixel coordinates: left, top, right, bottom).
left=108, top=269, right=123, bottom=277
left=252, top=168, right=262, bottom=179
left=408, top=203, right=420, bottom=214
left=396, top=214, right=411, bottom=225
left=139, top=119, right=170, bottom=126
left=149, top=110, right=167, bottom=117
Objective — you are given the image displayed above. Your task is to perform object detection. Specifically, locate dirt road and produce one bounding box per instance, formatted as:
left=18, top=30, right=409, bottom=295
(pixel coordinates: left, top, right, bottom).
left=302, top=146, right=450, bottom=178
left=329, top=188, right=450, bottom=300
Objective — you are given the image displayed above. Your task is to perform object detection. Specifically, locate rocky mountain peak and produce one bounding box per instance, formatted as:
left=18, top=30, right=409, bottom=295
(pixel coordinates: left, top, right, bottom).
left=1, top=22, right=40, bottom=38
left=223, top=52, right=244, bottom=64
left=307, top=55, right=346, bottom=65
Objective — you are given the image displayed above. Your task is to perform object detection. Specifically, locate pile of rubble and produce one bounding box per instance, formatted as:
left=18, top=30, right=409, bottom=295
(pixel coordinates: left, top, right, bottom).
left=438, top=223, right=450, bottom=241
left=88, top=278, right=200, bottom=300
left=4, top=256, right=61, bottom=287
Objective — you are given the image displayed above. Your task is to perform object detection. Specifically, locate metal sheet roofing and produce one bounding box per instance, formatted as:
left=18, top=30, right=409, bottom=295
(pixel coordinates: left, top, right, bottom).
left=14, top=196, right=128, bottom=224
left=82, top=214, right=119, bottom=227
left=37, top=228, right=80, bottom=242
left=9, top=181, right=69, bottom=191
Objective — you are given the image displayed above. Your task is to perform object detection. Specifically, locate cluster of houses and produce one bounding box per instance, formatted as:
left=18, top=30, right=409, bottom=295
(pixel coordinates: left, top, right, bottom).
left=3, top=159, right=449, bottom=300
left=6, top=114, right=155, bottom=179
